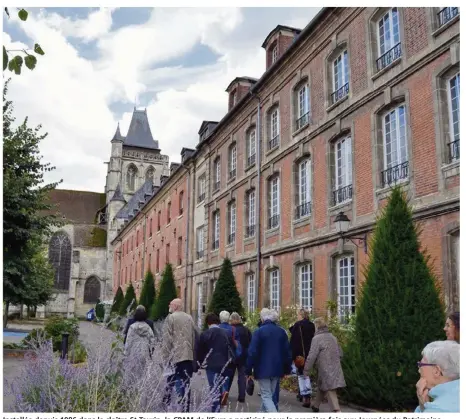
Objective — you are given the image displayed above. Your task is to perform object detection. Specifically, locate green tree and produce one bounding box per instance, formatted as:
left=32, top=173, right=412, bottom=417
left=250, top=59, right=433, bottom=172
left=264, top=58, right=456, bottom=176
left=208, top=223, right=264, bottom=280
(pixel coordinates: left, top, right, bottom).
left=119, top=282, right=137, bottom=316
left=3, top=81, right=62, bottom=327
left=153, top=264, right=177, bottom=321
left=208, top=258, right=243, bottom=316
left=95, top=299, right=105, bottom=321
left=139, top=270, right=156, bottom=312
left=3, top=8, right=45, bottom=75
left=111, top=286, right=124, bottom=314
left=341, top=186, right=445, bottom=410
left=149, top=302, right=157, bottom=321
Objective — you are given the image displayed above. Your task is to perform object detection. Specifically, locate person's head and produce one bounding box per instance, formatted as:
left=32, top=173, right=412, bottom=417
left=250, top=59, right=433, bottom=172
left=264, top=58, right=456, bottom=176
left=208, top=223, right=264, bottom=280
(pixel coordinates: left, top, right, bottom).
left=219, top=310, right=230, bottom=323
left=260, top=308, right=273, bottom=322
left=270, top=309, right=279, bottom=323
left=297, top=308, right=309, bottom=321
left=444, top=312, right=460, bottom=343
left=205, top=312, right=220, bottom=327
left=313, top=317, right=327, bottom=330
left=168, top=298, right=183, bottom=313
left=418, top=340, right=460, bottom=388
left=134, top=305, right=147, bottom=322
left=229, top=312, right=242, bottom=325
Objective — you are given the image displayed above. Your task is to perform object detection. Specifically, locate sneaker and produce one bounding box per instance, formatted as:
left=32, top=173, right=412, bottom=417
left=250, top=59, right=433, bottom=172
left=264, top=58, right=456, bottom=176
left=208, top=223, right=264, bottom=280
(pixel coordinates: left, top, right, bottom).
left=311, top=406, right=319, bottom=412
left=221, top=391, right=229, bottom=406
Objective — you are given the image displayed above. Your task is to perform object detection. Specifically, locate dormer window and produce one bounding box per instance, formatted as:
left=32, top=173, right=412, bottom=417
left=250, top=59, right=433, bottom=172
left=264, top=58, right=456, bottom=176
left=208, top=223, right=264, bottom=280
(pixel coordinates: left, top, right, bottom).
left=233, top=91, right=237, bottom=106
left=271, top=43, right=279, bottom=64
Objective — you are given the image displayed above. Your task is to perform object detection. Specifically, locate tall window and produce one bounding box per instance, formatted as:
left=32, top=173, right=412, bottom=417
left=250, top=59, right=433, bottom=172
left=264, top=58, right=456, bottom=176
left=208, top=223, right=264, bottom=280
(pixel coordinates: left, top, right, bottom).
left=227, top=201, right=236, bottom=245
left=48, top=232, right=72, bottom=290
left=247, top=273, right=256, bottom=312
left=296, top=159, right=311, bottom=219
left=196, top=226, right=205, bottom=259
left=212, top=210, right=220, bottom=250
left=270, top=269, right=280, bottom=310
left=126, top=165, right=137, bottom=191
left=337, top=256, right=355, bottom=321
left=332, top=50, right=349, bottom=104
left=271, top=43, right=278, bottom=64
left=296, top=82, right=310, bottom=130
left=268, top=176, right=280, bottom=229
left=213, top=158, right=221, bottom=191
left=148, top=253, right=152, bottom=272
left=376, top=8, right=401, bottom=71
left=299, top=264, right=312, bottom=311
left=167, top=202, right=172, bottom=224
left=246, top=128, right=256, bottom=168
left=166, top=243, right=170, bottom=264
left=197, top=282, right=203, bottom=328
left=179, top=191, right=184, bottom=215
left=438, top=7, right=459, bottom=27
left=382, top=104, right=408, bottom=186
left=269, top=107, right=280, bottom=150
left=157, top=210, right=161, bottom=231
left=333, top=137, right=353, bottom=205
left=149, top=218, right=153, bottom=237
left=156, top=249, right=160, bottom=272
left=246, top=189, right=256, bottom=237
left=83, top=276, right=100, bottom=304
left=232, top=91, right=237, bottom=107
left=198, top=174, right=206, bottom=203
left=448, top=73, right=460, bottom=161
left=177, top=236, right=183, bottom=266
left=145, top=167, right=154, bottom=183
left=229, top=144, right=237, bottom=179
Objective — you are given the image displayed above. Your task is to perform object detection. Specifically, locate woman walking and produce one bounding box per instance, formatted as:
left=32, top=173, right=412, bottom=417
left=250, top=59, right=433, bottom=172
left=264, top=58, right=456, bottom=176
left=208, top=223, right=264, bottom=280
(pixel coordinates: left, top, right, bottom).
left=304, top=317, right=346, bottom=413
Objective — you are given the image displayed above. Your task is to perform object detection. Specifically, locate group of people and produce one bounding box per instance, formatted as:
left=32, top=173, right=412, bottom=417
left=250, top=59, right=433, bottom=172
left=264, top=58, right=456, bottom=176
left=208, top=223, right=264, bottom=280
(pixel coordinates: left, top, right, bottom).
left=123, top=298, right=460, bottom=414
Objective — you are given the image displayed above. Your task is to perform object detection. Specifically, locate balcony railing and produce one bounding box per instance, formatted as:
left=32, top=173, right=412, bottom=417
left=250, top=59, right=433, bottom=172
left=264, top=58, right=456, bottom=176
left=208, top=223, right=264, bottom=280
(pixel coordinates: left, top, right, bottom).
left=229, top=169, right=237, bottom=180
left=268, top=214, right=280, bottom=229
left=246, top=224, right=256, bottom=237
left=333, top=184, right=353, bottom=206
left=247, top=154, right=256, bottom=168
left=268, top=135, right=279, bottom=150
left=198, top=192, right=205, bottom=203
left=196, top=250, right=204, bottom=260
left=376, top=43, right=402, bottom=72
left=213, top=181, right=220, bottom=192
left=331, top=83, right=349, bottom=105
left=228, top=232, right=236, bottom=245
left=296, top=112, right=310, bottom=131
left=212, top=239, right=219, bottom=250
left=438, top=7, right=459, bottom=27
left=381, top=161, right=409, bottom=187
left=448, top=139, right=460, bottom=162
left=296, top=201, right=311, bottom=219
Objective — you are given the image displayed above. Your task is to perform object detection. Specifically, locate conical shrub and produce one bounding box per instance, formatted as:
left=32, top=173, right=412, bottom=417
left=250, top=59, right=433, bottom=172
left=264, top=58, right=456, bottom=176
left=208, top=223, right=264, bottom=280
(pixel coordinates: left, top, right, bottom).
left=153, top=264, right=177, bottom=321
left=119, top=282, right=137, bottom=316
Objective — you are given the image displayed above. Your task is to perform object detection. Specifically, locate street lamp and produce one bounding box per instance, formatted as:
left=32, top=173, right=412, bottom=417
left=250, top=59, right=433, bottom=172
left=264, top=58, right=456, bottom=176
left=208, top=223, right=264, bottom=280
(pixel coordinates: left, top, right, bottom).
left=334, top=212, right=368, bottom=254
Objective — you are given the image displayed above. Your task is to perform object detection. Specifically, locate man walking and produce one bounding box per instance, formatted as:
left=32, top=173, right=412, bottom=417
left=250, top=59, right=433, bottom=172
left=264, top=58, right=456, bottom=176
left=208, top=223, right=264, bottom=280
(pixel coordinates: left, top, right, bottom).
left=162, top=298, right=198, bottom=412
left=246, top=308, right=292, bottom=412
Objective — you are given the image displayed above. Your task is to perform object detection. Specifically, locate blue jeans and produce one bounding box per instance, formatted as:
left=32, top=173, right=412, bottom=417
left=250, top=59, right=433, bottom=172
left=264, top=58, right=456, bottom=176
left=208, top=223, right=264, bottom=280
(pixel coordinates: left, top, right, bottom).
left=206, top=370, right=229, bottom=412
left=273, top=380, right=279, bottom=410
left=257, top=377, right=280, bottom=412
left=164, top=360, right=193, bottom=412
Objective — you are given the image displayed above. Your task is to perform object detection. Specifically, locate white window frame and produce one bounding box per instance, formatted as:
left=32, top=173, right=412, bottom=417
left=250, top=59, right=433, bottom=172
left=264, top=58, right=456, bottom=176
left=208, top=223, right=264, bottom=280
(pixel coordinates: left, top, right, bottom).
left=333, top=50, right=349, bottom=92
left=271, top=107, right=279, bottom=140
left=298, top=84, right=310, bottom=118
left=334, top=136, right=353, bottom=192
left=229, top=144, right=237, bottom=176
left=448, top=72, right=460, bottom=144
left=197, top=282, right=203, bottom=328
left=232, top=91, right=237, bottom=106
left=248, top=129, right=256, bottom=160
left=248, top=190, right=256, bottom=228
left=270, top=269, right=280, bottom=311
left=299, top=263, right=313, bottom=311
left=198, top=174, right=206, bottom=201
left=269, top=177, right=280, bottom=218
left=213, top=211, right=220, bottom=249
left=383, top=105, right=407, bottom=171
left=377, top=8, right=400, bottom=57
left=298, top=159, right=311, bottom=207
left=196, top=225, right=204, bottom=257
left=337, top=256, right=355, bottom=321
left=228, top=201, right=236, bottom=243
left=214, top=158, right=221, bottom=187
left=272, top=44, right=278, bottom=64
left=247, top=273, right=256, bottom=312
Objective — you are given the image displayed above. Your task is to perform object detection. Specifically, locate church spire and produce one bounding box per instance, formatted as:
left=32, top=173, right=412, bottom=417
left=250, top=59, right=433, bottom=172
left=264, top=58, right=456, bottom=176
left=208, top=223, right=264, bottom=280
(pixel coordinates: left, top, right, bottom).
left=111, top=122, right=123, bottom=142
left=110, top=184, right=126, bottom=203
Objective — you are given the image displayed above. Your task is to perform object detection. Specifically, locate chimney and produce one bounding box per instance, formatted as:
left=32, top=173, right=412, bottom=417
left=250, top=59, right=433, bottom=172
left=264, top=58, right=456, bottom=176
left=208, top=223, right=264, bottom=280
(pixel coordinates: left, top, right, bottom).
left=262, top=25, right=301, bottom=71
left=225, top=77, right=257, bottom=112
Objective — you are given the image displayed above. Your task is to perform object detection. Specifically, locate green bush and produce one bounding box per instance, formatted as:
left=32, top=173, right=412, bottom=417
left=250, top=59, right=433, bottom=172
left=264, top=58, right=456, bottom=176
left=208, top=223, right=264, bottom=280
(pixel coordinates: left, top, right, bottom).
left=341, top=187, right=445, bottom=411
left=95, top=299, right=105, bottom=321
left=153, top=264, right=177, bottom=321
left=139, top=270, right=156, bottom=312
left=119, top=282, right=137, bottom=316
left=71, top=340, right=87, bottom=364
left=43, top=316, right=80, bottom=352
left=111, top=286, right=124, bottom=313
left=149, top=302, right=157, bottom=321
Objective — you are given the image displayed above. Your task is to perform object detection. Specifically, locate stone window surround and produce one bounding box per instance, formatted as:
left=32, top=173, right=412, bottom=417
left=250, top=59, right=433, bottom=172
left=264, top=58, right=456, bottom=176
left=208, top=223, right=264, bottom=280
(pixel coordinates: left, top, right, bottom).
left=243, top=265, right=259, bottom=312
left=245, top=124, right=257, bottom=171
left=292, top=258, right=315, bottom=312
left=427, top=7, right=460, bottom=37
left=441, top=221, right=460, bottom=313
left=244, top=187, right=256, bottom=241
left=293, top=152, right=313, bottom=224
left=265, top=102, right=281, bottom=153
left=228, top=142, right=237, bottom=181
left=226, top=198, right=236, bottom=248
left=291, top=73, right=311, bottom=137
left=262, top=261, right=281, bottom=310
left=324, top=38, right=351, bottom=111
left=265, top=170, right=281, bottom=235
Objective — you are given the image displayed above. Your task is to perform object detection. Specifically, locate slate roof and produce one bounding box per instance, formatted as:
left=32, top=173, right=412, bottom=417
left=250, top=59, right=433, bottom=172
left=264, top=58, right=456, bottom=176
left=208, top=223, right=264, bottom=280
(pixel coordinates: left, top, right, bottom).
left=122, top=108, right=159, bottom=150
left=111, top=123, right=124, bottom=142
left=46, top=189, right=105, bottom=224
left=261, top=24, right=302, bottom=48
left=115, top=179, right=157, bottom=220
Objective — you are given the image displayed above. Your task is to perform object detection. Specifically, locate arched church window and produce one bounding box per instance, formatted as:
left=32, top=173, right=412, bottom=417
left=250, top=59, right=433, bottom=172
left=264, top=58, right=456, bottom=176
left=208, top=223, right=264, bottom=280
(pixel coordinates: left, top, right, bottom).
left=126, top=165, right=138, bottom=191
left=48, top=231, right=72, bottom=290
left=83, top=276, right=101, bottom=304
left=146, top=166, right=155, bottom=183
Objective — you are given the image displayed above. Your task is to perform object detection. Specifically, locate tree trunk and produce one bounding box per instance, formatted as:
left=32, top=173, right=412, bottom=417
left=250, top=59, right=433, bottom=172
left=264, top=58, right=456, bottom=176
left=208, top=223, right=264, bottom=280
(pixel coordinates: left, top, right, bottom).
left=19, top=304, right=24, bottom=320
left=4, top=301, right=10, bottom=328
left=26, top=305, right=30, bottom=320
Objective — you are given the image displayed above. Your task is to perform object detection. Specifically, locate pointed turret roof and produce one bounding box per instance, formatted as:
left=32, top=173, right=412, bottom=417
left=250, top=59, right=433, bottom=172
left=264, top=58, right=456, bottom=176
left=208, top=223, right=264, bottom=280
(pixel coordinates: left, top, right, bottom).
left=111, top=122, right=124, bottom=142
left=110, top=184, right=126, bottom=203
left=123, top=108, right=159, bottom=150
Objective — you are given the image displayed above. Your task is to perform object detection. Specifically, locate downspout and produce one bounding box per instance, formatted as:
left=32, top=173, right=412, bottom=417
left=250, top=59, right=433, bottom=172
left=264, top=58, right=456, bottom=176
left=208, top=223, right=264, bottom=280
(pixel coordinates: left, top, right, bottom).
left=184, top=165, right=191, bottom=313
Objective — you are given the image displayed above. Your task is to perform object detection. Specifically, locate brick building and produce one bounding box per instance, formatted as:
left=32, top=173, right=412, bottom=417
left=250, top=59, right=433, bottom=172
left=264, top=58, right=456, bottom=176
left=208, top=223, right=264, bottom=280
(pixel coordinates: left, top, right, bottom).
left=112, top=7, right=460, bottom=324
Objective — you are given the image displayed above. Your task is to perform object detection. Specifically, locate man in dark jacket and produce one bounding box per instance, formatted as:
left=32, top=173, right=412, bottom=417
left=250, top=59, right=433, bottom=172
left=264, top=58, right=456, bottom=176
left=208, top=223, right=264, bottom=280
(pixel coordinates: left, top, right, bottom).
left=290, top=308, right=315, bottom=407
left=227, top=312, right=251, bottom=402
left=197, top=313, right=236, bottom=412
left=246, top=308, right=292, bottom=412
left=123, top=305, right=155, bottom=344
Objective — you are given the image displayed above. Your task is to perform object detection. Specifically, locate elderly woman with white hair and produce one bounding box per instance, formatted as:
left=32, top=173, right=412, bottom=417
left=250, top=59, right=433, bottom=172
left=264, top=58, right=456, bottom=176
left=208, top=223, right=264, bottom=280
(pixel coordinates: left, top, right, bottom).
left=415, top=340, right=460, bottom=412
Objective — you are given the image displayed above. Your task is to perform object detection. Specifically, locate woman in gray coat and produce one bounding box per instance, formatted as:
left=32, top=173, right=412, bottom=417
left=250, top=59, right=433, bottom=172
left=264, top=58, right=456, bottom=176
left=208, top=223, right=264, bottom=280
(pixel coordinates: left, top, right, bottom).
left=303, top=317, right=346, bottom=412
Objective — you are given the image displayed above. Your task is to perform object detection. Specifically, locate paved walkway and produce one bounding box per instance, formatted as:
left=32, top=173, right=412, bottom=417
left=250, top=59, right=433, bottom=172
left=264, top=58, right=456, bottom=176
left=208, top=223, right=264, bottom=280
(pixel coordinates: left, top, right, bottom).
left=3, top=321, right=362, bottom=413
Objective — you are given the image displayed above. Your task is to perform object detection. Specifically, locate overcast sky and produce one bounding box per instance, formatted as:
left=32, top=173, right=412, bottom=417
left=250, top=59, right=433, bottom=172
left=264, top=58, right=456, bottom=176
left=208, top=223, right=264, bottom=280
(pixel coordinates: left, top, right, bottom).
left=3, top=7, right=320, bottom=192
